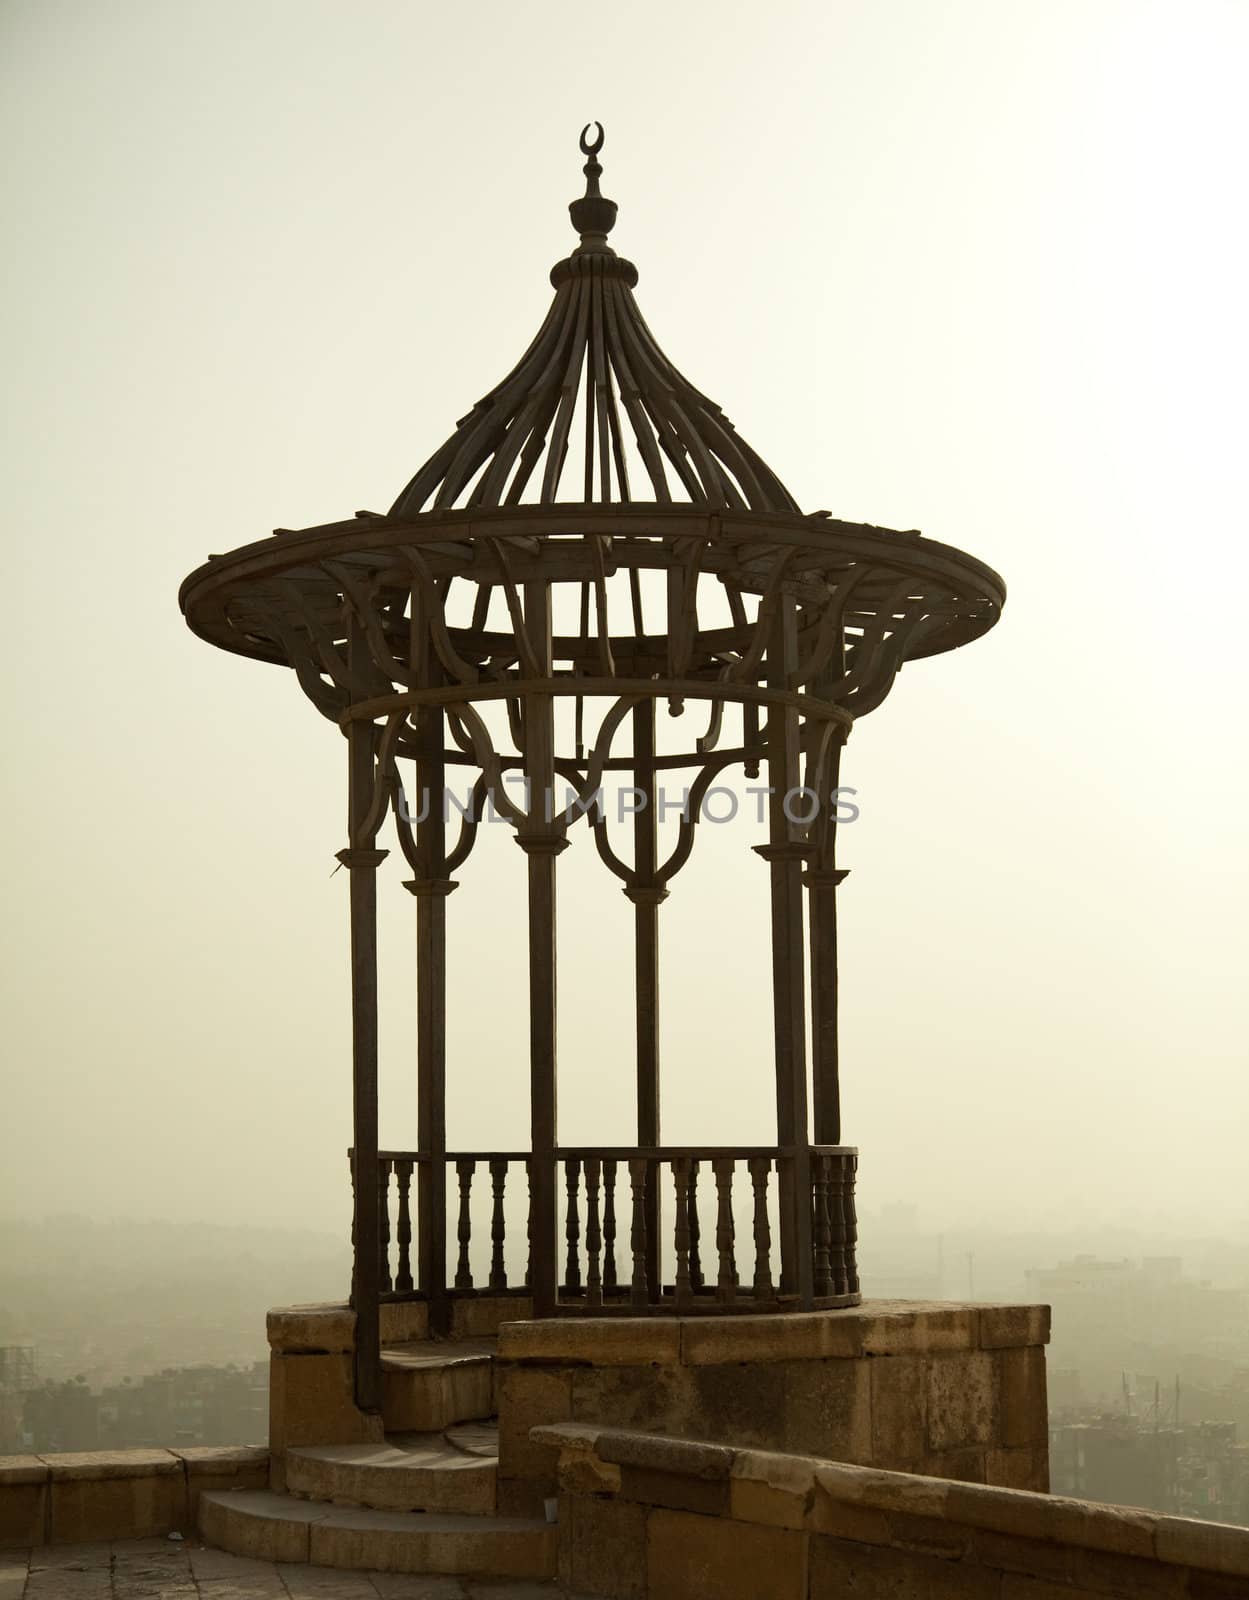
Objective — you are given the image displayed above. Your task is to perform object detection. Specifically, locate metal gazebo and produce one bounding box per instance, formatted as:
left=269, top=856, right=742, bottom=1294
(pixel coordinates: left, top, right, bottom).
left=180, top=127, right=1004, bottom=1408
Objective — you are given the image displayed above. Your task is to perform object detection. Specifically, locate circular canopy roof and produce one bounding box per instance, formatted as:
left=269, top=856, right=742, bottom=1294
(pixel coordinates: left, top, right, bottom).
left=180, top=127, right=1004, bottom=708
left=389, top=124, right=798, bottom=517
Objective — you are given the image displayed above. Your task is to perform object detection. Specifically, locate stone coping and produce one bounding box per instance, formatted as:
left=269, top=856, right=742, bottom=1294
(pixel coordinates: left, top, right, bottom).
left=267, top=1297, right=1048, bottom=1362
left=499, top=1299, right=1049, bottom=1367
left=0, top=1446, right=267, bottom=1485
left=268, top=1295, right=533, bottom=1352
left=532, top=1422, right=1249, bottom=1580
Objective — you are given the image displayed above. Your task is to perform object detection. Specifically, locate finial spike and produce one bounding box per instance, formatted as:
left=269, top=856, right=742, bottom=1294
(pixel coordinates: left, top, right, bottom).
left=570, top=122, right=617, bottom=245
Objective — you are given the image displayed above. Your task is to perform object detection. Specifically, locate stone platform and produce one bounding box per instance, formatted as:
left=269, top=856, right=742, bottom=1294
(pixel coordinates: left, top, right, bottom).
left=1, top=1539, right=583, bottom=1598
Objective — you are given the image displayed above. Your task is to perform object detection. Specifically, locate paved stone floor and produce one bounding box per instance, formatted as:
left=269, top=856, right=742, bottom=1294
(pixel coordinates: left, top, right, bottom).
left=0, top=1542, right=588, bottom=1600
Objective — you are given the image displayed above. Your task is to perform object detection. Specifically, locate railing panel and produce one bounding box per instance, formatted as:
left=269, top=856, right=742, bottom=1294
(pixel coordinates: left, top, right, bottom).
left=359, top=1144, right=858, bottom=1314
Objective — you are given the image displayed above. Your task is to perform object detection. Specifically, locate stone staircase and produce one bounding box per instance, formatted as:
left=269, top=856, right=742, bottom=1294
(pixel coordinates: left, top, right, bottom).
left=197, top=1337, right=556, bottom=1580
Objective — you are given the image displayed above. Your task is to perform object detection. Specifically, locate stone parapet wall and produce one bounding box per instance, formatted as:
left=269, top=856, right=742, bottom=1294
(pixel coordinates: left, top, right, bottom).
left=495, top=1301, right=1050, bottom=1516
left=0, top=1447, right=267, bottom=1548
left=535, top=1421, right=1249, bottom=1599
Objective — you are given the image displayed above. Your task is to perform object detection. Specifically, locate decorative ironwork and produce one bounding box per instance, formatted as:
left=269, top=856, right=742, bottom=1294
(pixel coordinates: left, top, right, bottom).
left=182, top=127, right=1004, bottom=1410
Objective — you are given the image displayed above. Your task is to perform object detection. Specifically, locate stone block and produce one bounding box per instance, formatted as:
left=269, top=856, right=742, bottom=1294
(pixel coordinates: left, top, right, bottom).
left=558, top=1492, right=647, bottom=1598
left=197, top=1490, right=311, bottom=1563
left=945, top=1481, right=1054, bottom=1542
left=985, top=1445, right=1047, bottom=1492
left=380, top=1348, right=492, bottom=1434
left=496, top=1365, right=574, bottom=1484
left=494, top=1476, right=547, bottom=1519
left=270, top=1352, right=384, bottom=1452
left=977, top=1304, right=1050, bottom=1349
left=308, top=1507, right=557, bottom=1578
left=680, top=1311, right=864, bottom=1366
left=570, top=1362, right=697, bottom=1439
left=619, top=1466, right=729, bottom=1516
left=810, top=1533, right=998, bottom=1599
left=267, top=1303, right=355, bottom=1354
left=870, top=1354, right=927, bottom=1465
left=170, top=1446, right=269, bottom=1515
left=813, top=1461, right=950, bottom=1520
left=729, top=1450, right=817, bottom=1531
left=781, top=1358, right=873, bottom=1464
left=998, top=1346, right=1048, bottom=1449
left=646, top=1507, right=807, bottom=1600
left=1155, top=1514, right=1249, bottom=1579
left=999, top=1579, right=1094, bottom=1600
left=927, top=1350, right=997, bottom=1452
left=885, top=1508, right=973, bottom=1561
left=557, top=1450, right=621, bottom=1497
left=861, top=1304, right=978, bottom=1357
left=44, top=1452, right=185, bottom=1543
left=683, top=1361, right=786, bottom=1449
left=498, top=1317, right=681, bottom=1366
left=917, top=1446, right=988, bottom=1484
left=596, top=1432, right=732, bottom=1480
left=449, top=1294, right=531, bottom=1338
left=1190, top=1573, right=1249, bottom=1599
left=1073, top=1545, right=1189, bottom=1598
left=0, top=1456, right=47, bottom=1548
left=972, top=1527, right=1076, bottom=1584
left=807, top=1491, right=892, bottom=1545
left=379, top=1301, right=429, bottom=1344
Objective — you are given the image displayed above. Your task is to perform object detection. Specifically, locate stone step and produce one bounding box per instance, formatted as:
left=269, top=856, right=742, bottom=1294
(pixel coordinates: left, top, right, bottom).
left=287, top=1423, right=499, bottom=1515
left=380, top=1337, right=496, bottom=1433
left=198, top=1488, right=556, bottom=1578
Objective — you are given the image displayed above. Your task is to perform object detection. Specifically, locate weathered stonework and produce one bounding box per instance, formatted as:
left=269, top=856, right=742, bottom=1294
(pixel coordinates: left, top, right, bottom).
left=495, top=1301, right=1050, bottom=1510
left=269, top=1352, right=385, bottom=1460
left=535, top=1422, right=1249, bottom=1600
left=0, top=1446, right=267, bottom=1548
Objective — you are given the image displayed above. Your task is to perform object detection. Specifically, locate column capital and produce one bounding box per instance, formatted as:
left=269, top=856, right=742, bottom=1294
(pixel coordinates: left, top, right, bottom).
left=402, top=878, right=460, bottom=898
left=624, top=883, right=669, bottom=907
left=336, top=847, right=389, bottom=870
left=514, top=834, right=570, bottom=857
left=752, top=841, right=811, bottom=865
left=802, top=867, right=850, bottom=889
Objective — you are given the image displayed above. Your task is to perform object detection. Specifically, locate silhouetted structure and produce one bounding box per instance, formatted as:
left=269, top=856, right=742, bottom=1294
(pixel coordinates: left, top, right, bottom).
left=180, top=127, right=1004, bottom=1408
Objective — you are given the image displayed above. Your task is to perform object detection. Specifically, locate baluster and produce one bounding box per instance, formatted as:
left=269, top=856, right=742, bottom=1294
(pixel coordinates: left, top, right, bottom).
left=455, top=1158, right=475, bottom=1291
left=378, top=1159, right=393, bottom=1294
left=525, top=1157, right=533, bottom=1290
left=688, top=1160, right=703, bottom=1294
left=603, top=1159, right=618, bottom=1296
left=812, top=1154, right=832, bottom=1297
left=828, top=1154, right=849, bottom=1297
left=628, top=1157, right=650, bottom=1311
left=584, top=1158, right=603, bottom=1309
left=348, top=1150, right=356, bottom=1260
left=712, top=1157, right=738, bottom=1304
left=748, top=1156, right=774, bottom=1300
left=671, top=1158, right=693, bottom=1309
left=845, top=1153, right=860, bottom=1295
left=489, top=1158, right=508, bottom=1291
left=394, top=1159, right=414, bottom=1294
left=564, top=1158, right=582, bottom=1293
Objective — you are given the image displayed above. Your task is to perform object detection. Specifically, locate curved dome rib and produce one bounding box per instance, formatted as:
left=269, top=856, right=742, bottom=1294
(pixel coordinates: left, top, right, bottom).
left=389, top=171, right=799, bottom=518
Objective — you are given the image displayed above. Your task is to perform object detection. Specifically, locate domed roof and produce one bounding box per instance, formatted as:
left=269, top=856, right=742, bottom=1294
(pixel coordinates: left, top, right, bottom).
left=389, top=125, right=798, bottom=518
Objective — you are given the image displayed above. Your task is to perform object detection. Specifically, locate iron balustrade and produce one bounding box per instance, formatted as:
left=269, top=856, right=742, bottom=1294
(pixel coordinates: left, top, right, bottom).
left=352, top=1146, right=859, bottom=1319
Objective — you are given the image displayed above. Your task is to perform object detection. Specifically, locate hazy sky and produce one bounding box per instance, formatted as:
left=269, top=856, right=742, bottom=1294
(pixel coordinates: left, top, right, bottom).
left=3, top=0, right=1246, bottom=1248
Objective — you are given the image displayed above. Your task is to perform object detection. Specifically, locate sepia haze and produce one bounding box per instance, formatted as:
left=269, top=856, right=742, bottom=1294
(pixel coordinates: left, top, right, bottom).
left=2, top=0, right=1246, bottom=1250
